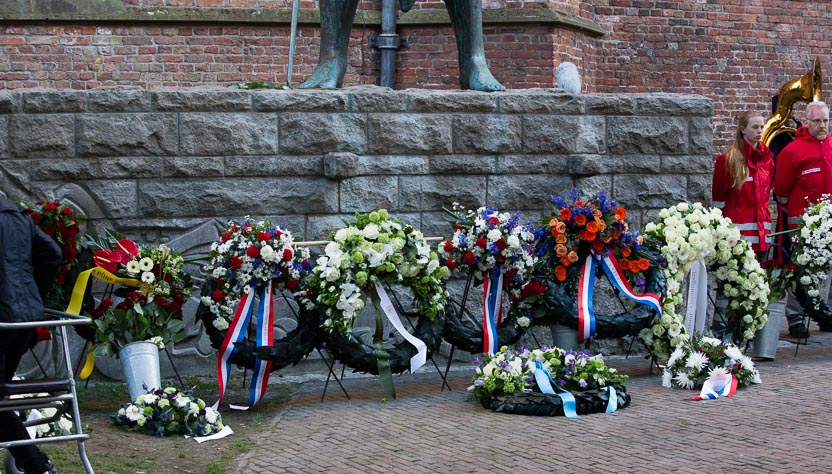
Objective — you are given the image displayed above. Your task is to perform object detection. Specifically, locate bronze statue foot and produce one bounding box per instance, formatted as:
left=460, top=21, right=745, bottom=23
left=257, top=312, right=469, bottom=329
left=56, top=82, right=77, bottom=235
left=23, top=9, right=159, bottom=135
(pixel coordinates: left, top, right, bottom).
left=299, top=58, right=345, bottom=89
left=461, top=56, right=505, bottom=92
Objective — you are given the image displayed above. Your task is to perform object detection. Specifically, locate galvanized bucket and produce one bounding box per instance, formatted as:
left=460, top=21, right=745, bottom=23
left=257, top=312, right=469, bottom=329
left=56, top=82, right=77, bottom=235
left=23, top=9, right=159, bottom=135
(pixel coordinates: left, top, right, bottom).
left=550, top=323, right=579, bottom=350
left=119, top=341, right=161, bottom=401
left=753, top=301, right=786, bottom=360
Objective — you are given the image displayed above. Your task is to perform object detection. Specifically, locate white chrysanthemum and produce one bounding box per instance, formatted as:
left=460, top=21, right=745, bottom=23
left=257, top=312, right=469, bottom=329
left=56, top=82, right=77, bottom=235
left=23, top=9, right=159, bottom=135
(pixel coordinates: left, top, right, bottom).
left=213, top=317, right=229, bottom=331
left=724, top=345, right=743, bottom=360
left=137, top=393, right=158, bottom=405
left=666, top=346, right=686, bottom=366
left=684, top=351, right=708, bottom=371
left=516, top=316, right=530, bottom=328
left=673, top=372, right=694, bottom=389
left=707, top=366, right=728, bottom=378
left=661, top=369, right=673, bottom=388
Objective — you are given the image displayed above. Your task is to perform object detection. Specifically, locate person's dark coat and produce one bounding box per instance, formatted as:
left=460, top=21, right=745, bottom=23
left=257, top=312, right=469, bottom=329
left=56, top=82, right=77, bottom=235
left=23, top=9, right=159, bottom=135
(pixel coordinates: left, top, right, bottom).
left=0, top=197, right=61, bottom=323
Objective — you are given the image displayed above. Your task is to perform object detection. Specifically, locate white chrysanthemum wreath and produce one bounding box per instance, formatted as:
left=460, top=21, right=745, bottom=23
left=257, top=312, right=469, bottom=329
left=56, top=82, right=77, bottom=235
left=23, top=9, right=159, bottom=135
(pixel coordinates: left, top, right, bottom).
left=641, top=202, right=770, bottom=358
left=309, top=209, right=449, bottom=336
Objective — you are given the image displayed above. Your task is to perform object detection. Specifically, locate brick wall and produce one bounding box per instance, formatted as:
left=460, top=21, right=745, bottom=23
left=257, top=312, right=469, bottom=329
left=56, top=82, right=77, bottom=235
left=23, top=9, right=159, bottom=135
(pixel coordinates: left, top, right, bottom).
left=1, top=0, right=830, bottom=148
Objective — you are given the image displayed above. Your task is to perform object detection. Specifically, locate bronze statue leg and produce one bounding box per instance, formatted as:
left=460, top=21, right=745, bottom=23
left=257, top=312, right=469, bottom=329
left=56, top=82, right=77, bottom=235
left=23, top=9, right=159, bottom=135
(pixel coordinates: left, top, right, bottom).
left=442, top=0, right=505, bottom=91
left=299, top=0, right=360, bottom=89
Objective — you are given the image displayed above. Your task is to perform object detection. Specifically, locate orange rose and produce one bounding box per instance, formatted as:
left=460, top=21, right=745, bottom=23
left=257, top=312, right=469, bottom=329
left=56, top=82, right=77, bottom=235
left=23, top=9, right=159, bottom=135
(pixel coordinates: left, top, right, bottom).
left=549, top=217, right=560, bottom=228
left=621, top=247, right=631, bottom=257
left=555, top=265, right=567, bottom=282
left=574, top=214, right=587, bottom=226
left=567, top=251, right=579, bottom=263
left=555, top=244, right=568, bottom=257
left=555, top=234, right=568, bottom=244
left=593, top=209, right=602, bottom=219
left=550, top=227, right=559, bottom=238
left=591, top=240, right=605, bottom=253
left=638, top=258, right=650, bottom=271
left=614, top=208, right=627, bottom=222
left=597, top=220, right=606, bottom=232
left=555, top=221, right=567, bottom=234
left=561, top=254, right=572, bottom=266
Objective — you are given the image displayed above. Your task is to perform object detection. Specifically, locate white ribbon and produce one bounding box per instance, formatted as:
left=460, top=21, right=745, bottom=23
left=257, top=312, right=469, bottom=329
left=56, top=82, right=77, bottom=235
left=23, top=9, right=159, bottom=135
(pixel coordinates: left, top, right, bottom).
left=193, top=425, right=235, bottom=443
left=684, top=258, right=708, bottom=338
left=374, top=281, right=427, bottom=373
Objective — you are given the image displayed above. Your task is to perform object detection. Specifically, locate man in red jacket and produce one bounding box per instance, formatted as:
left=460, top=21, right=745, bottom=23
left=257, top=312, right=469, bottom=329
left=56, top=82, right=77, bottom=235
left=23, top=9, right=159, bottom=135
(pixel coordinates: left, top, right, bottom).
left=773, top=100, right=832, bottom=338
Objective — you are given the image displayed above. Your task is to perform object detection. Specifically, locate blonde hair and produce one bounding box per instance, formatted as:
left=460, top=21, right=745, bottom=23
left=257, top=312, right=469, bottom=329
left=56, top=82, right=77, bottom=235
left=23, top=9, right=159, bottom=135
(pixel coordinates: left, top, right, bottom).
left=724, top=110, right=762, bottom=190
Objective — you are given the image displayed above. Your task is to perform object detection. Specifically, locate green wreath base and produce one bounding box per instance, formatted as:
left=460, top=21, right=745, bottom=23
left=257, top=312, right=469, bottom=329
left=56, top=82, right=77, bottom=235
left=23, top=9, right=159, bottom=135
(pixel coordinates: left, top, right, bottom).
left=539, top=248, right=666, bottom=338
left=477, top=384, right=630, bottom=416
left=320, top=305, right=446, bottom=376
left=196, top=279, right=320, bottom=372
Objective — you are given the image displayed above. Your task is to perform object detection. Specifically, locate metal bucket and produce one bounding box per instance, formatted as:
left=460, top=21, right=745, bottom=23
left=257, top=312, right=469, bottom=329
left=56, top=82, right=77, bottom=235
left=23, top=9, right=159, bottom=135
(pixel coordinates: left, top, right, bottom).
left=118, top=341, right=161, bottom=401
left=550, top=323, right=579, bottom=350
left=753, top=301, right=786, bottom=360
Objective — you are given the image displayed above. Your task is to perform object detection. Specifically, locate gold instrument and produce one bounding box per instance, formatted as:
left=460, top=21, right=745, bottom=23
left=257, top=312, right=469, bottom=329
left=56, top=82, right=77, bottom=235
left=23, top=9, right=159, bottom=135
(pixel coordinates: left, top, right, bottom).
left=762, top=58, right=823, bottom=148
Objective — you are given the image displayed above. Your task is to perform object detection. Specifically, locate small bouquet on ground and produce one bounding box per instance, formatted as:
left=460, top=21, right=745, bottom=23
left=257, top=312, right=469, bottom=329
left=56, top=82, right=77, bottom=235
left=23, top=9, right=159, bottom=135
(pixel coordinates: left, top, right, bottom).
left=12, top=377, right=76, bottom=438
left=661, top=335, right=761, bottom=390
left=113, top=385, right=223, bottom=437
left=200, top=217, right=313, bottom=332
left=86, top=232, right=192, bottom=357
left=438, top=203, right=539, bottom=325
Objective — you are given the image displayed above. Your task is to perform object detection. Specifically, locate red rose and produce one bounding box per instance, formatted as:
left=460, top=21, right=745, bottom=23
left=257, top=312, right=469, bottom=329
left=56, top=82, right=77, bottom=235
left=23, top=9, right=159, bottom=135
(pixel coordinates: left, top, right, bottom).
left=286, top=279, right=299, bottom=289
left=495, top=239, right=507, bottom=251
left=41, top=225, right=55, bottom=237
left=443, top=241, right=454, bottom=252
left=173, top=293, right=185, bottom=304
left=231, top=224, right=239, bottom=232
left=246, top=245, right=260, bottom=258
left=488, top=216, right=500, bottom=225
left=274, top=229, right=283, bottom=238
left=242, top=224, right=252, bottom=235
left=258, top=231, right=271, bottom=242
left=445, top=258, right=458, bottom=270
left=462, top=251, right=476, bottom=265
left=43, top=202, right=58, bottom=212
left=153, top=295, right=169, bottom=308
left=30, top=212, right=42, bottom=224
left=283, top=248, right=293, bottom=262
left=229, top=256, right=243, bottom=269
left=476, top=237, right=487, bottom=249
left=221, top=231, right=233, bottom=242
left=211, top=290, right=225, bottom=302
left=61, top=207, right=73, bottom=215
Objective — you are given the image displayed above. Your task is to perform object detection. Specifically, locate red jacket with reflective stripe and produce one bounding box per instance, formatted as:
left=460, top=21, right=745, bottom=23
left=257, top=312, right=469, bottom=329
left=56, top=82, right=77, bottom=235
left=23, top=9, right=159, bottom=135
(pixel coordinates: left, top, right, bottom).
left=773, top=126, right=832, bottom=229
left=712, top=139, right=774, bottom=251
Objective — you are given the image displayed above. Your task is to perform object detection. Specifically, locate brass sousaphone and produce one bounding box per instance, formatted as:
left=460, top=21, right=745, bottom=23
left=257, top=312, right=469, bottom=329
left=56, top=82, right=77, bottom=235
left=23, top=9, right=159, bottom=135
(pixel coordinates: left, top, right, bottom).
left=762, top=58, right=823, bottom=149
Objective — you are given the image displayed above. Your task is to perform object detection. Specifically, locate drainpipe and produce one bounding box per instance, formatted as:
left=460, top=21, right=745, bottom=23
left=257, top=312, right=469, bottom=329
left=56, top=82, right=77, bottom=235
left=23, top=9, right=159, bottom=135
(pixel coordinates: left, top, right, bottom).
left=375, top=0, right=406, bottom=89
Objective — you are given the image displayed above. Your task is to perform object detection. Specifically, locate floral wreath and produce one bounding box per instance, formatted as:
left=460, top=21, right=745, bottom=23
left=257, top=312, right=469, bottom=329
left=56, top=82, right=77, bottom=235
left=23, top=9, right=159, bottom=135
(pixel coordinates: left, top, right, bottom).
left=309, top=210, right=448, bottom=377
left=537, top=190, right=663, bottom=339
left=114, top=385, right=224, bottom=437
left=766, top=195, right=832, bottom=330
left=195, top=218, right=317, bottom=370
left=470, top=346, right=631, bottom=416
left=641, top=202, right=770, bottom=359
left=437, top=203, right=537, bottom=353
left=661, top=335, right=761, bottom=390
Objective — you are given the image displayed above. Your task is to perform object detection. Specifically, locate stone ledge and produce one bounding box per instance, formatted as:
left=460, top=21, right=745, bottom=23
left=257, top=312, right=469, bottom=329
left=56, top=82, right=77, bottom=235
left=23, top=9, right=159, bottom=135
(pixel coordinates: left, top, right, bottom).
left=0, top=4, right=605, bottom=36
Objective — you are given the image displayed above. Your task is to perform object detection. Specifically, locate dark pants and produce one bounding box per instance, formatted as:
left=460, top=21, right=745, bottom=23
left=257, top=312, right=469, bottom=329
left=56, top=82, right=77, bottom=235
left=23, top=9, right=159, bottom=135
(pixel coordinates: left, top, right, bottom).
left=0, top=328, right=51, bottom=474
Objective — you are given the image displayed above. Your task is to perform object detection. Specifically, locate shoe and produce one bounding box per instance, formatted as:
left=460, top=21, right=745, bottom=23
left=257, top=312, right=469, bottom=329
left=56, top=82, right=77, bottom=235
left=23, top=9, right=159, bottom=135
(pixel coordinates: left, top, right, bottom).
left=789, top=323, right=809, bottom=339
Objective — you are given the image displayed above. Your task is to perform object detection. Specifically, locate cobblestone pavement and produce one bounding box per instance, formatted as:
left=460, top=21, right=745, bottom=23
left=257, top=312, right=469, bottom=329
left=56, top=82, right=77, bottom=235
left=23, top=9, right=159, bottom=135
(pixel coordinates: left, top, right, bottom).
left=234, top=323, right=832, bottom=474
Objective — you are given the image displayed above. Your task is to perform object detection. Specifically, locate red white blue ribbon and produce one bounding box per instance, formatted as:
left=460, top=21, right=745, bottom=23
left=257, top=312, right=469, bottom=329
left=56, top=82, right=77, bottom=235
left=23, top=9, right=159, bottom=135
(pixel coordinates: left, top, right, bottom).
left=689, top=373, right=738, bottom=400
left=577, top=252, right=663, bottom=342
left=215, top=280, right=275, bottom=410
left=482, top=268, right=505, bottom=355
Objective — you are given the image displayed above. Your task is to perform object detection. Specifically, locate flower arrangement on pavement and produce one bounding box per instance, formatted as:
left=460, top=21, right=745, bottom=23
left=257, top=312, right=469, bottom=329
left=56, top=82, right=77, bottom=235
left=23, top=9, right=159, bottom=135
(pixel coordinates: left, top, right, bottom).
left=661, top=335, right=761, bottom=390
left=86, top=233, right=192, bottom=357
left=200, top=218, right=312, bottom=332
left=642, top=202, right=769, bottom=358
left=470, top=345, right=628, bottom=399
left=113, top=385, right=223, bottom=437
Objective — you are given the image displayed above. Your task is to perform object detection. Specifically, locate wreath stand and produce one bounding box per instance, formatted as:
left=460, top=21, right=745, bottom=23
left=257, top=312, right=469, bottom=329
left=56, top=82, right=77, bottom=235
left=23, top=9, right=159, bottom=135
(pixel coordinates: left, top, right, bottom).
left=319, top=282, right=450, bottom=400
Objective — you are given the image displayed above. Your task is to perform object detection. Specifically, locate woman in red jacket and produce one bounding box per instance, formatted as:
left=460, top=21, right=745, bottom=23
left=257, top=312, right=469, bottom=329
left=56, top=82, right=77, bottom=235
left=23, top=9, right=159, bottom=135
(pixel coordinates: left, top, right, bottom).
left=712, top=110, right=774, bottom=254
left=711, top=110, right=774, bottom=339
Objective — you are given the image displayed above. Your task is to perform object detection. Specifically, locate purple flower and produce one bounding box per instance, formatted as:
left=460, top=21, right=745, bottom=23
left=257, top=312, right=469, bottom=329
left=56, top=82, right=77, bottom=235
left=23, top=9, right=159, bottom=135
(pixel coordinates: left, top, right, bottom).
left=474, top=379, right=484, bottom=387
left=579, top=379, right=588, bottom=389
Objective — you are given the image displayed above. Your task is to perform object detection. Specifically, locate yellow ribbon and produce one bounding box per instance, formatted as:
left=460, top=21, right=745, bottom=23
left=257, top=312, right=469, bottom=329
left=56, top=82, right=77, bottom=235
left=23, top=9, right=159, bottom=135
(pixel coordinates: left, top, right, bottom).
left=66, top=267, right=141, bottom=379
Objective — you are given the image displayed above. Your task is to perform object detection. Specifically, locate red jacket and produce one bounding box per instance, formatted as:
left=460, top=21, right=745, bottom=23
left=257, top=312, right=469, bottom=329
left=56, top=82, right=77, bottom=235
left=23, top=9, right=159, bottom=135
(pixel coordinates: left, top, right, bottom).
left=712, top=139, right=774, bottom=252
left=773, top=126, right=832, bottom=229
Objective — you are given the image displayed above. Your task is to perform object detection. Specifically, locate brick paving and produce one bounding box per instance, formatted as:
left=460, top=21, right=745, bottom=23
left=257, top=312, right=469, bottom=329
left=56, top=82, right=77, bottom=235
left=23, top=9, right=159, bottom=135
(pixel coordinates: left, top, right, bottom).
left=233, top=323, right=832, bottom=474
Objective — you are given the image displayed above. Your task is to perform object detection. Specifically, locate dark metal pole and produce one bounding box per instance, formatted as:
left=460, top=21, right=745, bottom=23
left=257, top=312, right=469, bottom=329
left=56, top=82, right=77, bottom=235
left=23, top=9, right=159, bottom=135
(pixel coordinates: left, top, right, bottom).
left=379, top=0, right=398, bottom=88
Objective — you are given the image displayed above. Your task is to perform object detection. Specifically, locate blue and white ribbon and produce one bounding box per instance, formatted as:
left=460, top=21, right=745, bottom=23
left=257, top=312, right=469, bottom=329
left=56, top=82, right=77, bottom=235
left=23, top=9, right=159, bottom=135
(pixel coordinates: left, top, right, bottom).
left=482, top=268, right=505, bottom=355
left=533, top=360, right=620, bottom=418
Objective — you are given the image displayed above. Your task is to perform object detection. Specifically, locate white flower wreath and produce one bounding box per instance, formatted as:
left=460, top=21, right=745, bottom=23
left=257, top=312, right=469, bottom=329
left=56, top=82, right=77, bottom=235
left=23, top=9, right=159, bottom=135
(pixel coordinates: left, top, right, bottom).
left=641, top=202, right=770, bottom=358
left=309, top=209, right=449, bottom=336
